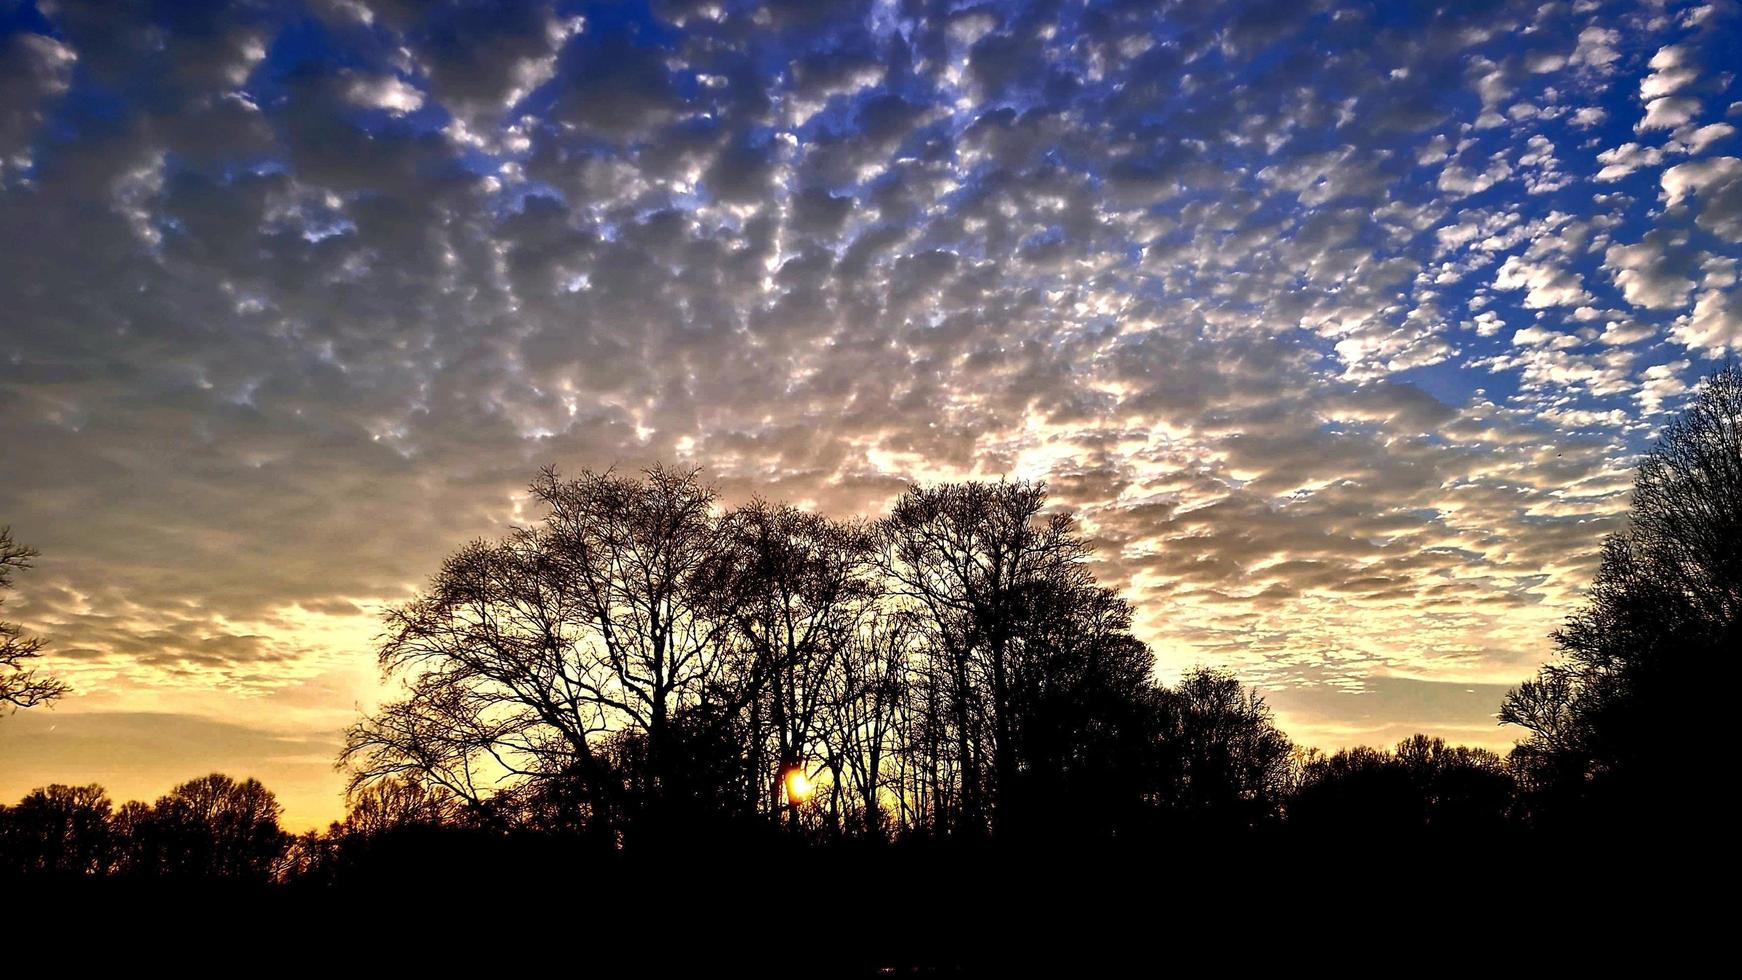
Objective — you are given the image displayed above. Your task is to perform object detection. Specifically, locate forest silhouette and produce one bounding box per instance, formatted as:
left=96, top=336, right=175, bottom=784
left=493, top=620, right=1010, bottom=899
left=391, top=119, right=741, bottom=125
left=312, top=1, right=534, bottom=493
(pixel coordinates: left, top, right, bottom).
left=3, top=364, right=1736, bottom=967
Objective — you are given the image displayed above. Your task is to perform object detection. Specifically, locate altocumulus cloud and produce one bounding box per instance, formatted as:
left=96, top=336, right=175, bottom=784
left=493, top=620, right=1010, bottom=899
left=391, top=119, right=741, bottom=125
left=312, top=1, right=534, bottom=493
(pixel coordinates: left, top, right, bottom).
left=0, top=0, right=1739, bottom=823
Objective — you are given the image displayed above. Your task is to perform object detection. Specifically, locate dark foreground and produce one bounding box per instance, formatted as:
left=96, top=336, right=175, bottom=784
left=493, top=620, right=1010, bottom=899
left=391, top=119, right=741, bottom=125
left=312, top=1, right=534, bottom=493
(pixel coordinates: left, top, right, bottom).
left=10, top=831, right=1721, bottom=974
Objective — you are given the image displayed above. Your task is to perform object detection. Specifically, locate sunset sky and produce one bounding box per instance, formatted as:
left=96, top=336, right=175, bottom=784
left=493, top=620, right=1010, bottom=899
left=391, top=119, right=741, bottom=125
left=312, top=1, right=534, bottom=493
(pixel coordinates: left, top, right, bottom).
left=2, top=0, right=1739, bottom=830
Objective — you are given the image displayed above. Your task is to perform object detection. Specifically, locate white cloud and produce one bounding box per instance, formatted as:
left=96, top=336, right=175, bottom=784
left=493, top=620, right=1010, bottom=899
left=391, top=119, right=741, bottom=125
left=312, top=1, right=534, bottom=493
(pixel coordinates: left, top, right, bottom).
left=1605, top=235, right=1697, bottom=310
left=344, top=73, right=426, bottom=114
left=1494, top=255, right=1592, bottom=308
left=1637, top=360, right=1691, bottom=412
left=1594, top=142, right=1662, bottom=182
left=1568, top=26, right=1621, bottom=70
left=1639, top=45, right=1696, bottom=100
left=1438, top=155, right=1512, bottom=197
left=1661, top=155, right=1742, bottom=204
left=1638, top=96, right=1701, bottom=131
left=1672, top=123, right=1735, bottom=156
left=1672, top=288, right=1742, bottom=351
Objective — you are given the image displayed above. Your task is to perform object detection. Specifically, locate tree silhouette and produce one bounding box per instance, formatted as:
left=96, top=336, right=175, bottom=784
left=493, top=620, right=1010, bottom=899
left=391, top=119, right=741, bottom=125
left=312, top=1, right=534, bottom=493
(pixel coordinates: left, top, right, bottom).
left=340, top=775, right=459, bottom=836
left=1003, top=585, right=1161, bottom=839
left=0, top=784, right=114, bottom=874
left=1152, top=666, right=1294, bottom=829
left=343, top=465, right=748, bottom=843
left=338, top=467, right=1314, bottom=846
left=1501, top=363, right=1742, bottom=827
left=1292, top=735, right=1514, bottom=835
left=879, top=480, right=1113, bottom=834
left=820, top=607, right=911, bottom=838
left=119, top=774, right=288, bottom=879
left=708, top=500, right=878, bottom=829
left=0, top=526, right=66, bottom=713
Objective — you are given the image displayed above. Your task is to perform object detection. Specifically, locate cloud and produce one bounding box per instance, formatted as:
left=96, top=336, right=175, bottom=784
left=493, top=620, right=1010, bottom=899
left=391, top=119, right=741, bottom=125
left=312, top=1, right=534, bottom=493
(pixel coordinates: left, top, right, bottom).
left=1494, top=255, right=1592, bottom=308
left=1673, top=288, right=1742, bottom=351
left=0, top=32, right=74, bottom=163
left=1640, top=44, right=1697, bottom=100
left=343, top=73, right=426, bottom=115
left=1662, top=156, right=1742, bottom=239
left=1594, top=142, right=1663, bottom=181
left=1605, top=232, right=1699, bottom=310
left=1638, top=96, right=1702, bottom=131
left=1567, top=26, right=1620, bottom=70
left=1672, top=122, right=1736, bottom=156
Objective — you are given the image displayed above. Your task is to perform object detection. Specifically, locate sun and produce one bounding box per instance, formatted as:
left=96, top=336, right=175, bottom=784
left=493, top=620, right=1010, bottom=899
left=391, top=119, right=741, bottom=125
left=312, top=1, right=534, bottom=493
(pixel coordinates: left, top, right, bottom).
left=784, top=766, right=814, bottom=805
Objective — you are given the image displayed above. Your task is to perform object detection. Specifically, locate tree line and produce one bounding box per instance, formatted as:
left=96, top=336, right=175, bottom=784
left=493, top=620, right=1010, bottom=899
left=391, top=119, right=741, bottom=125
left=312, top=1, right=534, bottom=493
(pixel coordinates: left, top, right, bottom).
left=2, top=365, right=1736, bottom=880
left=0, top=774, right=285, bottom=879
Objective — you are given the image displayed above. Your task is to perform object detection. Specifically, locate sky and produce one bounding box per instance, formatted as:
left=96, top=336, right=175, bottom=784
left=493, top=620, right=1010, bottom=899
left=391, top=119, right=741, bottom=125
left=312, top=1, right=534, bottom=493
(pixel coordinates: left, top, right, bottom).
left=0, top=0, right=1738, bottom=831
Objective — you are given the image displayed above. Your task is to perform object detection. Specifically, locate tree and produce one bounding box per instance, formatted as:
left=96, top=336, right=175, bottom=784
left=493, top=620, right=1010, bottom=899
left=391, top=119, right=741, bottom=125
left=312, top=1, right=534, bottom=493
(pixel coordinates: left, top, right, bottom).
left=0, top=784, right=114, bottom=874
left=1291, top=736, right=1515, bottom=835
left=1501, top=363, right=1742, bottom=825
left=1392, top=735, right=1514, bottom=831
left=1, top=527, right=66, bottom=713
left=1153, top=667, right=1294, bottom=829
left=341, top=775, right=458, bottom=836
left=821, top=608, right=912, bottom=838
left=344, top=465, right=742, bottom=840
left=709, top=500, right=877, bottom=828
left=536, top=465, right=736, bottom=797
left=879, top=480, right=1104, bottom=834
left=120, top=773, right=288, bottom=879
left=342, top=528, right=603, bottom=812
left=1004, top=585, right=1162, bottom=839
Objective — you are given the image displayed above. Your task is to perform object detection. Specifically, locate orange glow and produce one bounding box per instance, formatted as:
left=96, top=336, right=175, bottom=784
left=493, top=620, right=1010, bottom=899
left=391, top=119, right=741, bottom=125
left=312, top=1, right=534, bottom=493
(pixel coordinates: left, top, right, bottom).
left=784, top=766, right=813, bottom=805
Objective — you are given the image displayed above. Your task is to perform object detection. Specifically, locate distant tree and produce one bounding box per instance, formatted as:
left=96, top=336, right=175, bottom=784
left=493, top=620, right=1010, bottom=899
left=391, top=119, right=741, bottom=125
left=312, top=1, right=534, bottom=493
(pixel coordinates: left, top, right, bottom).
left=1501, top=363, right=1742, bottom=825
left=0, top=783, right=114, bottom=874
left=275, top=776, right=462, bottom=885
left=120, top=774, right=287, bottom=879
left=109, top=799, right=153, bottom=852
left=1153, top=667, right=1294, bottom=829
left=277, top=828, right=341, bottom=885
left=1290, top=745, right=1414, bottom=833
left=0, top=527, right=66, bottom=713
left=1291, top=736, right=1515, bottom=835
left=1392, top=735, right=1515, bottom=831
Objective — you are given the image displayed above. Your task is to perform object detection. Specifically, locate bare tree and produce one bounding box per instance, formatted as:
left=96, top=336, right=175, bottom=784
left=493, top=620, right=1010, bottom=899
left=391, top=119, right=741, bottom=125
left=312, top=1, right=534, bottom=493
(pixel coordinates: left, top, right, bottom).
left=822, top=607, right=913, bottom=837
left=1501, top=363, right=1742, bottom=823
left=710, top=500, right=877, bottom=826
left=879, top=480, right=1099, bottom=833
left=1, top=526, right=66, bottom=713
left=343, top=529, right=608, bottom=811
left=537, top=466, right=735, bottom=792
left=344, top=465, right=740, bottom=834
